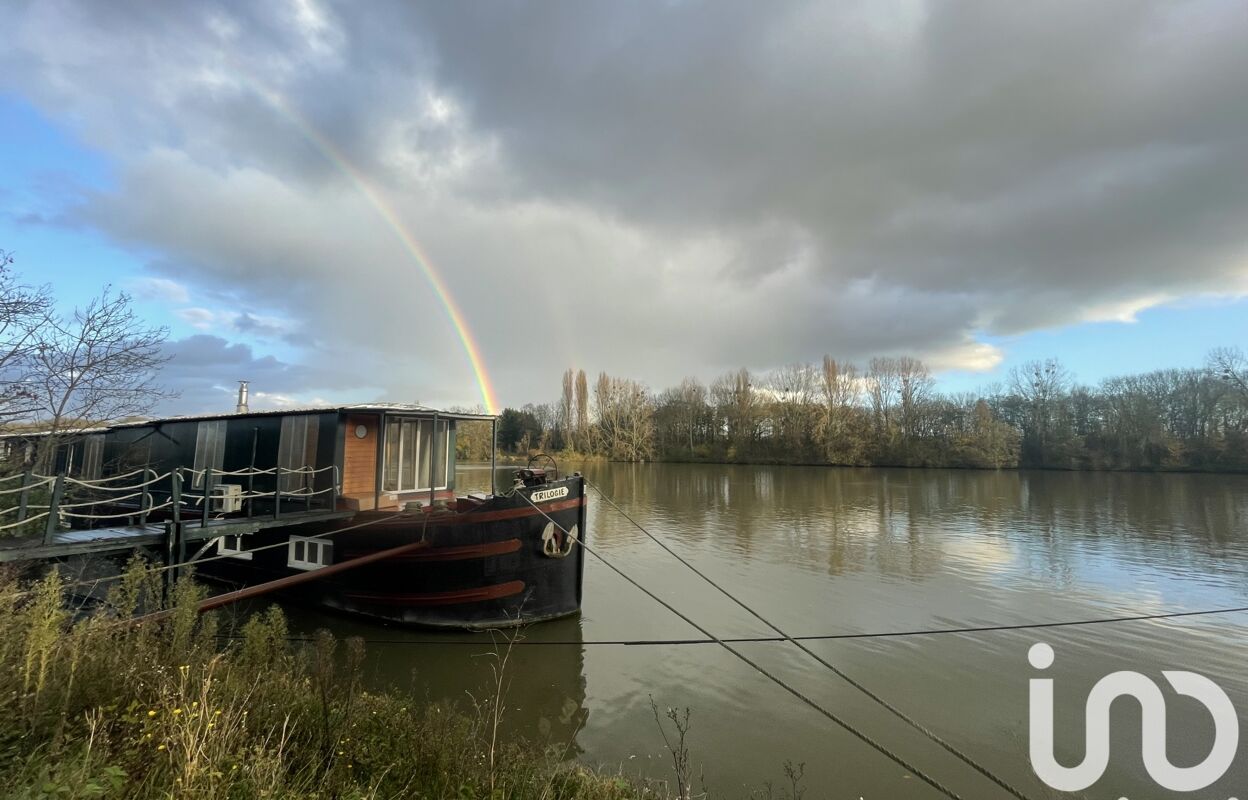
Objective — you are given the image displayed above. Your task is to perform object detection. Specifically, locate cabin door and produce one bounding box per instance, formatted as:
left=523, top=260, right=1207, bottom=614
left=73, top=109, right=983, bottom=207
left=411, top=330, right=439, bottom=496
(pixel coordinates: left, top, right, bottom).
left=341, top=414, right=380, bottom=510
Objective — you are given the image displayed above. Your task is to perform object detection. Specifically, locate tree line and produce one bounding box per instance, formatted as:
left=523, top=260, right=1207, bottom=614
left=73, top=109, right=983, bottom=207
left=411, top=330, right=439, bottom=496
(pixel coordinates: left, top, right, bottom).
left=495, top=351, right=1248, bottom=472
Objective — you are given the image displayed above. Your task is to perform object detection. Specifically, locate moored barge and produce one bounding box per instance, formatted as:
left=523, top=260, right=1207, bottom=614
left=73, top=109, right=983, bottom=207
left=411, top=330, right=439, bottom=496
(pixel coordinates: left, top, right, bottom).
left=6, top=386, right=586, bottom=629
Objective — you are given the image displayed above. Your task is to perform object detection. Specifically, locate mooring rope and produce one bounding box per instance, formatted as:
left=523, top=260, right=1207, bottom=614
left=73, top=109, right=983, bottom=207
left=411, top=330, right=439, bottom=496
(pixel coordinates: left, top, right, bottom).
left=201, top=601, right=1248, bottom=648
left=512, top=490, right=968, bottom=800
left=585, top=480, right=1036, bottom=800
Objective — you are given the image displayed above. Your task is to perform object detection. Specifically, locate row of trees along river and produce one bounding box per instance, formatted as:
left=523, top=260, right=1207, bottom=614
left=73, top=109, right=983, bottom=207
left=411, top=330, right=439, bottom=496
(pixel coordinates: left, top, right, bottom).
left=4, top=245, right=1245, bottom=475
left=490, top=352, right=1248, bottom=472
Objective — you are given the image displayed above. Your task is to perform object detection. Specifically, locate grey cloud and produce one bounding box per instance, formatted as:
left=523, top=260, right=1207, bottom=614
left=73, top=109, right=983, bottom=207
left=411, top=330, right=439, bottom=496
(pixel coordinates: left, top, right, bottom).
left=155, top=334, right=368, bottom=414
left=4, top=0, right=1248, bottom=405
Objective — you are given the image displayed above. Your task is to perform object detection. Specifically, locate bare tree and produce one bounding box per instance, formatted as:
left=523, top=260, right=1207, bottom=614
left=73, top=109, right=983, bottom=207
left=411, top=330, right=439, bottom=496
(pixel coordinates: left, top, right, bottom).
left=675, top=377, right=707, bottom=457
left=819, top=356, right=863, bottom=463
left=867, top=357, right=902, bottom=443
left=1008, top=358, right=1071, bottom=465
left=1209, top=347, right=1248, bottom=397
left=896, top=356, right=934, bottom=443
left=0, top=249, right=53, bottom=421
left=30, top=287, right=173, bottom=467
left=574, top=369, right=589, bottom=451
left=592, top=372, right=654, bottom=461
left=765, top=363, right=819, bottom=458
left=559, top=368, right=575, bottom=450
left=710, top=368, right=756, bottom=454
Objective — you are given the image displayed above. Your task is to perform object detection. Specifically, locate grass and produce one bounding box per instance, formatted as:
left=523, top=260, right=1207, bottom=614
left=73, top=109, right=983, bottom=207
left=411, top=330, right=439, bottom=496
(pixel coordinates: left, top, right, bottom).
left=0, top=559, right=660, bottom=800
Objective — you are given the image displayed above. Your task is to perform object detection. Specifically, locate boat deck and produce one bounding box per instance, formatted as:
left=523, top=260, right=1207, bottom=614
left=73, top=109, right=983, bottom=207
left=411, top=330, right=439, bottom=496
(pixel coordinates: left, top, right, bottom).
left=0, top=509, right=356, bottom=563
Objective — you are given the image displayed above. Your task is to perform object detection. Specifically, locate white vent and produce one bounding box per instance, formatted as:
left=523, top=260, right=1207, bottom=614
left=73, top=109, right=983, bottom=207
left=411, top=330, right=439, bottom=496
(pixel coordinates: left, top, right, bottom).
left=210, top=483, right=243, bottom=513
left=287, top=536, right=332, bottom=571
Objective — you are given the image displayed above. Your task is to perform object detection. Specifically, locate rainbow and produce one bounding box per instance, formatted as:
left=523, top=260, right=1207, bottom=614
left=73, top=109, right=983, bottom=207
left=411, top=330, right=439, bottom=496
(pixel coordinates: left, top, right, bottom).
left=259, top=89, right=499, bottom=414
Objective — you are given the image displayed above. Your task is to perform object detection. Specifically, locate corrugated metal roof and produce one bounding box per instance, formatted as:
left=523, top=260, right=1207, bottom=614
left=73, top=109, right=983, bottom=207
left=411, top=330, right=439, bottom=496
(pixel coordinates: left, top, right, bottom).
left=0, top=403, right=496, bottom=438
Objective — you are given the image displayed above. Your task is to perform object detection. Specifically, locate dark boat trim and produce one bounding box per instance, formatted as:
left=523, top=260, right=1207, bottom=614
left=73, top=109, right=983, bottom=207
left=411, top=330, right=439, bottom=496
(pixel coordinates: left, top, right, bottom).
left=344, top=538, right=522, bottom=562
left=364, top=496, right=585, bottom=528
left=345, top=580, right=527, bottom=606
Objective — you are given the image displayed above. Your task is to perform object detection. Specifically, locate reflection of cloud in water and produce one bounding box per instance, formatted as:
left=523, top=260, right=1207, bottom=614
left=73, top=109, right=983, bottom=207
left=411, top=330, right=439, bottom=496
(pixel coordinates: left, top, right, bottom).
left=941, top=531, right=1017, bottom=572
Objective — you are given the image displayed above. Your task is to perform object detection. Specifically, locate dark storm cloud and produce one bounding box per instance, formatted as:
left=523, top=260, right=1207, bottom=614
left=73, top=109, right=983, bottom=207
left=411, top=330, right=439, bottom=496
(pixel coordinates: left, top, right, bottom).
left=155, top=334, right=360, bottom=414
left=4, top=0, right=1247, bottom=404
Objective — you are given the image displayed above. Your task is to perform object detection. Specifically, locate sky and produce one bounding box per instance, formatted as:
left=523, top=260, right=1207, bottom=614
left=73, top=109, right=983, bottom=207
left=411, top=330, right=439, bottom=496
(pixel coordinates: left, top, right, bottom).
left=1, top=0, right=1246, bottom=416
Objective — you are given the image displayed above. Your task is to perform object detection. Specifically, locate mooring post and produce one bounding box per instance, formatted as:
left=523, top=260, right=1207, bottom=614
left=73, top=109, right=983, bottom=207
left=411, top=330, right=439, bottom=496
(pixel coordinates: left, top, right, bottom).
left=139, top=468, right=152, bottom=526
left=43, top=472, right=65, bottom=545
left=430, top=412, right=439, bottom=508
left=163, top=519, right=176, bottom=599
left=247, top=426, right=258, bottom=519
left=490, top=417, right=498, bottom=496
left=16, top=468, right=32, bottom=524
left=201, top=467, right=213, bottom=530
left=171, top=470, right=182, bottom=528
left=273, top=469, right=282, bottom=520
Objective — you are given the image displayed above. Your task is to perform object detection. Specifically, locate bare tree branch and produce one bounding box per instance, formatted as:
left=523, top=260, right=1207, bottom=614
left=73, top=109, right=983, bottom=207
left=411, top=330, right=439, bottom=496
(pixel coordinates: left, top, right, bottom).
left=27, top=286, right=175, bottom=467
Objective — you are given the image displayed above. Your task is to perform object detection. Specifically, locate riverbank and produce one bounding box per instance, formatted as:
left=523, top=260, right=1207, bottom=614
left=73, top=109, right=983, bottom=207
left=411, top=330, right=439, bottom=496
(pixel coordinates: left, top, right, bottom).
left=495, top=449, right=1248, bottom=475
left=0, top=563, right=650, bottom=800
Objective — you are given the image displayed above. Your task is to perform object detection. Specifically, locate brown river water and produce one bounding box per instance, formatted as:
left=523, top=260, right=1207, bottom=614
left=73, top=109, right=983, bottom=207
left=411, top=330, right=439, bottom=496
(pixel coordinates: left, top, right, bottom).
left=272, top=462, right=1248, bottom=799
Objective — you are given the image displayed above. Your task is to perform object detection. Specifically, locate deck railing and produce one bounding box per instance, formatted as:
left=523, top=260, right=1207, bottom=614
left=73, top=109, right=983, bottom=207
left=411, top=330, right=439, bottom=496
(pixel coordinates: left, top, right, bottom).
left=0, top=465, right=340, bottom=544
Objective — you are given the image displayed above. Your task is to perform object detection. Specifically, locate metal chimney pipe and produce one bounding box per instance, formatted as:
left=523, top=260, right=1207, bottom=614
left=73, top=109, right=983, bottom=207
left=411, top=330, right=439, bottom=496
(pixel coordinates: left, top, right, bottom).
left=235, top=381, right=250, bottom=414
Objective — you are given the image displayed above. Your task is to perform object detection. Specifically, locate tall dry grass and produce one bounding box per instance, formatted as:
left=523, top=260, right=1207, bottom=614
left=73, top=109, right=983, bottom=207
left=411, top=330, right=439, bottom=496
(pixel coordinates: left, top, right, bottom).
left=0, top=559, right=652, bottom=800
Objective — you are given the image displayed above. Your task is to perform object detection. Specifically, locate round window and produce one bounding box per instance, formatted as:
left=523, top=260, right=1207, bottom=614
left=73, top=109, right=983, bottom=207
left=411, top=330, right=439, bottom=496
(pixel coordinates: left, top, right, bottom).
left=354, top=424, right=368, bottom=439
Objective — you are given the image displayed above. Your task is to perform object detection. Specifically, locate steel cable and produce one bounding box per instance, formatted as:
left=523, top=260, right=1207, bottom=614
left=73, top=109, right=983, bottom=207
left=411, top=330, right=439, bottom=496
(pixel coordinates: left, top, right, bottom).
left=513, top=489, right=967, bottom=800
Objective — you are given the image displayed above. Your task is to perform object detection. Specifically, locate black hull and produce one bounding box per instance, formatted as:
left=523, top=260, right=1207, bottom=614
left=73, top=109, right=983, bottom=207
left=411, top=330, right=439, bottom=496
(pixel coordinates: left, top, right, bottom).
left=197, top=476, right=588, bottom=629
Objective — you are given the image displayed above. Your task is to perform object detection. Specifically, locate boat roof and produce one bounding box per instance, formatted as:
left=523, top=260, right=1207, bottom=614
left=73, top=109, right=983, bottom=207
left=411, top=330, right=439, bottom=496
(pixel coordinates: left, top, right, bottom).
left=0, top=403, right=495, bottom=438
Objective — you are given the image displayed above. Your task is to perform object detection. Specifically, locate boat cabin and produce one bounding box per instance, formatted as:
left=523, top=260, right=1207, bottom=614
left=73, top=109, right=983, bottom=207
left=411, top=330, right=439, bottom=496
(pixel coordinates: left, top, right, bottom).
left=1, top=402, right=495, bottom=515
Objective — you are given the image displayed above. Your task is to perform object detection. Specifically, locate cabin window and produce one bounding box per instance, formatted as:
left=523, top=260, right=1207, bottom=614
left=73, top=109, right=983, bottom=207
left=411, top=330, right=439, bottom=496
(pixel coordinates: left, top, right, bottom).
left=80, top=435, right=104, bottom=481
left=67, top=436, right=105, bottom=480
left=215, top=534, right=252, bottom=560
left=192, top=420, right=228, bottom=488
left=278, top=415, right=320, bottom=493
left=382, top=418, right=451, bottom=492
left=288, top=535, right=332, bottom=570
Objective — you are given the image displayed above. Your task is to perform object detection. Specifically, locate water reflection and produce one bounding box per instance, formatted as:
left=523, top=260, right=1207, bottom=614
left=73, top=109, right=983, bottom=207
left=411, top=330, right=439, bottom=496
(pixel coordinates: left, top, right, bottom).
left=305, top=463, right=1248, bottom=798
left=280, top=605, right=589, bottom=753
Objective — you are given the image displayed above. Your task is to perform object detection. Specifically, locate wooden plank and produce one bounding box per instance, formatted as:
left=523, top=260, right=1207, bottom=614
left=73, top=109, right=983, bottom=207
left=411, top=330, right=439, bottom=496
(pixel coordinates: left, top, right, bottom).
left=0, top=532, right=164, bottom=562
left=180, top=509, right=357, bottom=542
left=341, top=414, right=378, bottom=508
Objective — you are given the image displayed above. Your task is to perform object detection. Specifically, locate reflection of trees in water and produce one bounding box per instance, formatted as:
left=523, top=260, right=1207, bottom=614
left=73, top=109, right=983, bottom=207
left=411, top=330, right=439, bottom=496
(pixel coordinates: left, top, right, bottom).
left=288, top=608, right=590, bottom=759
left=575, top=463, right=1248, bottom=586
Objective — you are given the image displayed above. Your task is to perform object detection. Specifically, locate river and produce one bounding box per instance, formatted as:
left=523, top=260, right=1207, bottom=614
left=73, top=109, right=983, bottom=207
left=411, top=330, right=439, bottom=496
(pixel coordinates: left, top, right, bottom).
left=279, top=462, right=1248, bottom=798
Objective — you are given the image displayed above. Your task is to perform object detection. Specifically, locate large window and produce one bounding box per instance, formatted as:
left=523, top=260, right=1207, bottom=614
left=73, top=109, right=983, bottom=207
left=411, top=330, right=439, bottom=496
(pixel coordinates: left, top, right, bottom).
left=73, top=435, right=104, bottom=480
left=278, top=415, right=320, bottom=493
left=192, top=420, right=227, bottom=488
left=382, top=418, right=450, bottom=492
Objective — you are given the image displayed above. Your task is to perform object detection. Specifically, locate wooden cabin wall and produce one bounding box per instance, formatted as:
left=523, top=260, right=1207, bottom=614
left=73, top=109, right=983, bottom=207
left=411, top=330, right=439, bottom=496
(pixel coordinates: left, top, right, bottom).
left=340, top=413, right=379, bottom=510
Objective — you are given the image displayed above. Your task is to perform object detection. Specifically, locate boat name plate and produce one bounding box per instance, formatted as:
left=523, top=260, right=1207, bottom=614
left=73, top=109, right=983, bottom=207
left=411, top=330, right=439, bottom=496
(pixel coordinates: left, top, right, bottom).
left=530, top=486, right=569, bottom=503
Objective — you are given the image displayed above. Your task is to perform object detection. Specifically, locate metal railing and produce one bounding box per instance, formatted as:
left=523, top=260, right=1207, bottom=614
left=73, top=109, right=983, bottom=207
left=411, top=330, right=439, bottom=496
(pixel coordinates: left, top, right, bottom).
left=0, top=465, right=340, bottom=545
left=175, top=464, right=339, bottom=528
